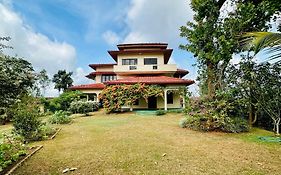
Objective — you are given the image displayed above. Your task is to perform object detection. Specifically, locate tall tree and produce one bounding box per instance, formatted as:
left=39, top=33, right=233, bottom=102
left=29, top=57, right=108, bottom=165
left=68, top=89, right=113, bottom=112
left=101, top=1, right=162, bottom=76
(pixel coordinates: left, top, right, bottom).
left=0, top=55, right=35, bottom=123
left=37, top=69, right=50, bottom=96
left=52, top=70, right=73, bottom=93
left=180, top=0, right=280, bottom=98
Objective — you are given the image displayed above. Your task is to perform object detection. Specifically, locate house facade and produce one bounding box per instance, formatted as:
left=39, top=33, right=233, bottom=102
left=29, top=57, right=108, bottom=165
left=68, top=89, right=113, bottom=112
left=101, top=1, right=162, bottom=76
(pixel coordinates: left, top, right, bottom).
left=70, top=43, right=194, bottom=110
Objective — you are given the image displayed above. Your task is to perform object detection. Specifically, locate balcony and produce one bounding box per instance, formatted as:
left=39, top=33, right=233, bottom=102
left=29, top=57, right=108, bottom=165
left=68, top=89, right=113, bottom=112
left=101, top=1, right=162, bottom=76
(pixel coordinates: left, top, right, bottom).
left=113, top=64, right=177, bottom=74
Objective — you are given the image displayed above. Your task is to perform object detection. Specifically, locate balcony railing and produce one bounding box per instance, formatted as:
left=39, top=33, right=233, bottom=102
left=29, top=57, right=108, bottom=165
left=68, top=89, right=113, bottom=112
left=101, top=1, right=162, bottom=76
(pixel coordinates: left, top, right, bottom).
left=114, top=64, right=177, bottom=74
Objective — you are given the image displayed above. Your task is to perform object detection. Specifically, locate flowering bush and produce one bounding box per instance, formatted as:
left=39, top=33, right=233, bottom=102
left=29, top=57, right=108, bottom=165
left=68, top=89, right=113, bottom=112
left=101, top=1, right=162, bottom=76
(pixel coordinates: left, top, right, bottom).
left=69, top=100, right=99, bottom=114
left=99, top=84, right=164, bottom=113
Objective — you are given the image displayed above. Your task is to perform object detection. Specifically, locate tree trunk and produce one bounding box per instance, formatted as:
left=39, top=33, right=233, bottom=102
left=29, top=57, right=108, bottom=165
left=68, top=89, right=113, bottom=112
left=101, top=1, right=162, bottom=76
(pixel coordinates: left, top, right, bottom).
left=249, top=104, right=253, bottom=127
left=276, top=118, right=280, bottom=135
left=207, top=61, right=215, bottom=98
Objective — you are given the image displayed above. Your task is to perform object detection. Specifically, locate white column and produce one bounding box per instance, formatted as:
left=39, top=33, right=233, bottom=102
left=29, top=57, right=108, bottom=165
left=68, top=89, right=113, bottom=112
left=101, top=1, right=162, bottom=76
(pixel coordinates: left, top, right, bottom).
left=96, top=94, right=99, bottom=102
left=86, top=95, right=89, bottom=101
left=182, top=95, right=186, bottom=109
left=164, top=89, right=167, bottom=111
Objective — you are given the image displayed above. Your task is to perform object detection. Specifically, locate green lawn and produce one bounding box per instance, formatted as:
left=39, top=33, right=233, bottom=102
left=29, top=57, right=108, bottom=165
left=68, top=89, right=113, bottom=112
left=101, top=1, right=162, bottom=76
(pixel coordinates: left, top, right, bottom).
left=4, top=111, right=281, bottom=175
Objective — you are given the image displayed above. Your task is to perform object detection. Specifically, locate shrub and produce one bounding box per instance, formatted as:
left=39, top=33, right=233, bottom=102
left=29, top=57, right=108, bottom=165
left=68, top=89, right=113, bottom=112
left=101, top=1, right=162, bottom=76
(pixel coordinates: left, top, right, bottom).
left=69, top=100, right=99, bottom=114
left=179, top=114, right=249, bottom=133
left=12, top=96, right=43, bottom=141
left=156, top=110, right=166, bottom=116
left=0, top=134, right=27, bottom=173
left=47, top=91, right=83, bottom=112
left=49, top=110, right=72, bottom=124
left=179, top=118, right=189, bottom=128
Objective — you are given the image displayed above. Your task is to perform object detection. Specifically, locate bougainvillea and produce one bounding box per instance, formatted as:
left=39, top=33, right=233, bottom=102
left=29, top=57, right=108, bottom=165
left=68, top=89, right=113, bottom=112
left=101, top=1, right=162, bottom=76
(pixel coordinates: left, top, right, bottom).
left=99, top=83, right=164, bottom=113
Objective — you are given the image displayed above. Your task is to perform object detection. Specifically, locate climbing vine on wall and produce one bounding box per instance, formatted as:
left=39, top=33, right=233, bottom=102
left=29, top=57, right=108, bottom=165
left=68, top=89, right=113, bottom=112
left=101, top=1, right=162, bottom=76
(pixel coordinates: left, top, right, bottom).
left=99, top=83, right=164, bottom=113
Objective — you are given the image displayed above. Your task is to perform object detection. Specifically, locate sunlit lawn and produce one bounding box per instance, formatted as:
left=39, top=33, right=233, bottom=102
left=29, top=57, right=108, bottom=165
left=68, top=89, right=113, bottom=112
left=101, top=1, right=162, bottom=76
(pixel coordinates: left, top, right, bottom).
left=1, top=111, right=280, bottom=175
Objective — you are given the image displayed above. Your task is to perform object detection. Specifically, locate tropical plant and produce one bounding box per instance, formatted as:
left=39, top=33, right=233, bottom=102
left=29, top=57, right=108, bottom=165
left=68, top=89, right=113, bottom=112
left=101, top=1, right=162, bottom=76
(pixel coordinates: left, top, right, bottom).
left=99, top=84, right=164, bottom=113
left=0, top=134, right=26, bottom=173
left=52, top=70, right=73, bottom=93
left=49, top=110, right=72, bottom=124
left=240, top=32, right=281, bottom=62
left=180, top=0, right=280, bottom=97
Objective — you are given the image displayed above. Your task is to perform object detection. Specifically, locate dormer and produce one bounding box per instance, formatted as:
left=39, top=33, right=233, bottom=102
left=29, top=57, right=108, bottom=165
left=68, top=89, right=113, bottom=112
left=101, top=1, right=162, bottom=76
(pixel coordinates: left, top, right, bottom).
left=108, top=43, right=177, bottom=75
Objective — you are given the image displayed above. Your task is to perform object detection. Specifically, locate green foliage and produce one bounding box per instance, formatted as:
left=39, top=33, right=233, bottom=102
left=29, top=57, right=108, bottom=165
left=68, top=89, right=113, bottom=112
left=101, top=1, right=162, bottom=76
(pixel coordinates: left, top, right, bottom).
left=226, top=59, right=281, bottom=134
left=35, top=69, right=50, bottom=96
left=12, top=96, right=55, bottom=141
left=69, top=100, right=99, bottom=114
left=52, top=70, right=73, bottom=93
left=43, top=91, right=83, bottom=112
left=99, top=84, right=164, bottom=113
left=12, top=96, right=42, bottom=141
left=156, top=110, right=166, bottom=116
left=49, top=110, right=72, bottom=124
left=180, top=0, right=280, bottom=97
left=180, top=114, right=249, bottom=133
left=181, top=91, right=249, bottom=133
left=0, top=55, right=35, bottom=124
left=0, top=134, right=27, bottom=173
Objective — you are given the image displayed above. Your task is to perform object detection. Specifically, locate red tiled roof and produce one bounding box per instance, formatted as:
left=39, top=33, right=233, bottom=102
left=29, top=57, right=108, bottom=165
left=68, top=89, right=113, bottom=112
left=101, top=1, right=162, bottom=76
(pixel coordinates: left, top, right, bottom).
left=105, top=76, right=194, bottom=85
left=89, top=63, right=116, bottom=70
left=69, top=83, right=105, bottom=90
left=117, top=43, right=168, bottom=50
left=175, top=68, right=189, bottom=76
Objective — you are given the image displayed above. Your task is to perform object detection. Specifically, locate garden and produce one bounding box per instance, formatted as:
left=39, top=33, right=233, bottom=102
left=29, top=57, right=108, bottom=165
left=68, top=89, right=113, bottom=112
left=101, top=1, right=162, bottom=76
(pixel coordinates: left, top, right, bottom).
left=0, top=0, right=281, bottom=174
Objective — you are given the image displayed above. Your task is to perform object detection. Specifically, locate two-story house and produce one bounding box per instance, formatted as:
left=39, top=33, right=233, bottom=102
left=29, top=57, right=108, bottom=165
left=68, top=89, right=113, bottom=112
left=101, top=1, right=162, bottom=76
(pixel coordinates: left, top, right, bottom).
left=70, top=43, right=194, bottom=110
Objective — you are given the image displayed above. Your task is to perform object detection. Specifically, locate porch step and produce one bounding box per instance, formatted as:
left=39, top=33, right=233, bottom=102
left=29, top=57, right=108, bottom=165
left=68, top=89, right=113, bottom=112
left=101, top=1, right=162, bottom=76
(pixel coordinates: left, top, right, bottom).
left=135, top=110, right=158, bottom=116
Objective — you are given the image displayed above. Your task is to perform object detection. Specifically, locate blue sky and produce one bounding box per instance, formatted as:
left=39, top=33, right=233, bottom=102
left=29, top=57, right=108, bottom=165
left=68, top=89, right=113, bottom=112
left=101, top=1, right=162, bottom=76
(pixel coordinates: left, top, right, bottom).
left=0, top=0, right=197, bottom=96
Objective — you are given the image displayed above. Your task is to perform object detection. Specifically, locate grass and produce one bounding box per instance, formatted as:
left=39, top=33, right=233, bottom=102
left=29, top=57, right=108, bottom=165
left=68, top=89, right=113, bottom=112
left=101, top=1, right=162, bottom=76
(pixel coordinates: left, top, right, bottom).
left=1, top=111, right=280, bottom=175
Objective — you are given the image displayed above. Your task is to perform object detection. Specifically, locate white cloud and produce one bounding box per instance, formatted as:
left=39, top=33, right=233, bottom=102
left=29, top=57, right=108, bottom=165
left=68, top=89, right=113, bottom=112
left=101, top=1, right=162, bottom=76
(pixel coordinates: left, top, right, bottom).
left=122, top=0, right=194, bottom=48
left=102, top=30, right=121, bottom=45
left=0, top=3, right=78, bottom=96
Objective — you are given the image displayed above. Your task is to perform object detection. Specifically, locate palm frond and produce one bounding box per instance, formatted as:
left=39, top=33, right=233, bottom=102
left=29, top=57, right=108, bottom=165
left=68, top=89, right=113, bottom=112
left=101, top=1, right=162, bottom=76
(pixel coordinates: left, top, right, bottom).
left=240, top=32, right=281, bottom=62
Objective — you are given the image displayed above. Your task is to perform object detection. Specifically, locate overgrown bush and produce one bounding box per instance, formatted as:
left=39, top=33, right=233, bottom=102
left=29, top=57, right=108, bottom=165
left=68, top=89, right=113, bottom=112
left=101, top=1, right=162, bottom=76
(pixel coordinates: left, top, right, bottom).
left=49, top=110, right=72, bottom=124
left=179, top=114, right=249, bottom=133
left=69, top=100, right=99, bottom=114
left=156, top=110, right=166, bottom=116
left=12, top=96, right=42, bottom=141
left=0, top=134, right=27, bottom=173
left=181, top=91, right=249, bottom=133
left=12, top=96, right=55, bottom=141
left=42, top=91, right=83, bottom=112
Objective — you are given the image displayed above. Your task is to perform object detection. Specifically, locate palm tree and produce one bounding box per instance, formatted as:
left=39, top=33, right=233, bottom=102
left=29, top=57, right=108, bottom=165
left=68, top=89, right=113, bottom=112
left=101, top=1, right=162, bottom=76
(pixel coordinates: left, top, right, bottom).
left=240, top=32, right=281, bottom=62
left=52, top=70, right=73, bottom=93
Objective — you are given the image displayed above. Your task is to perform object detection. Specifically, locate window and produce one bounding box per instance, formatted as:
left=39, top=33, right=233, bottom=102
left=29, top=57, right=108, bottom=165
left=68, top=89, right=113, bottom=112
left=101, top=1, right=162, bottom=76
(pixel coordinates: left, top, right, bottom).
left=101, top=75, right=116, bottom=82
left=144, top=58, right=157, bottom=65
left=167, top=92, right=173, bottom=104
left=122, top=58, right=137, bottom=65
left=88, top=93, right=97, bottom=101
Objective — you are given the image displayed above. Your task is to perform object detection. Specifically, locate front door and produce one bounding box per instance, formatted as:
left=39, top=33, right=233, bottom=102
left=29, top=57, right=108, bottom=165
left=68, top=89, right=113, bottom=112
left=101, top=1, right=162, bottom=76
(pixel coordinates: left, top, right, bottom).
left=148, top=96, right=157, bottom=109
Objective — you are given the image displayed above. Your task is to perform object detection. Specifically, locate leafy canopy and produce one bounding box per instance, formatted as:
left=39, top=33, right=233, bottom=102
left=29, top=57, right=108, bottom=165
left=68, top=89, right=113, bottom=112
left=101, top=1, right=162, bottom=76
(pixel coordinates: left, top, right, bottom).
left=52, top=70, right=73, bottom=93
